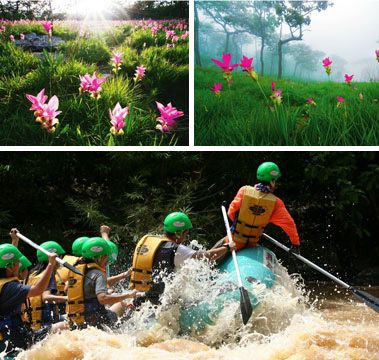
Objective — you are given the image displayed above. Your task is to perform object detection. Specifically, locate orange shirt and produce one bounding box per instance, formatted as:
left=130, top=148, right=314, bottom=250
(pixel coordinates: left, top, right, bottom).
left=228, top=185, right=300, bottom=246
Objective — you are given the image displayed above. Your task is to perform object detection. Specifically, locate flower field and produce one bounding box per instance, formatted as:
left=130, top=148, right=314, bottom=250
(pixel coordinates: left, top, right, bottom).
left=0, top=19, right=189, bottom=146
left=195, top=53, right=379, bottom=146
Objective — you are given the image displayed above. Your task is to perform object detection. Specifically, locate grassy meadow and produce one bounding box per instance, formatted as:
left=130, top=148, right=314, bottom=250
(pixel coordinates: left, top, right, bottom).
left=0, top=20, right=189, bottom=146
left=195, top=67, right=379, bottom=146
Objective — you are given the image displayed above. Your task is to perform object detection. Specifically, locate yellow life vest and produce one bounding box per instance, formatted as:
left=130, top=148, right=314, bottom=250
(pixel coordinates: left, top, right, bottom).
left=55, top=255, right=79, bottom=296
left=25, top=271, right=44, bottom=330
left=0, top=277, right=19, bottom=293
left=233, top=186, right=276, bottom=247
left=66, top=263, right=105, bottom=326
left=129, top=235, right=174, bottom=292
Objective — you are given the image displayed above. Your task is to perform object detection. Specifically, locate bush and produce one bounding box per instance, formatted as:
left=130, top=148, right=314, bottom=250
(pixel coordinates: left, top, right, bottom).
left=58, top=38, right=111, bottom=65
left=104, top=24, right=133, bottom=47
left=1, top=23, right=78, bottom=40
left=127, top=28, right=166, bottom=51
left=0, top=42, right=40, bottom=78
left=141, top=43, right=188, bottom=67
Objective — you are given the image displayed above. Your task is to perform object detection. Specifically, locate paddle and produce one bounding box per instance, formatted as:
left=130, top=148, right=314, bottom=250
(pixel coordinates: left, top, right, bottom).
left=17, top=232, right=84, bottom=276
left=221, top=202, right=253, bottom=325
left=262, top=233, right=379, bottom=314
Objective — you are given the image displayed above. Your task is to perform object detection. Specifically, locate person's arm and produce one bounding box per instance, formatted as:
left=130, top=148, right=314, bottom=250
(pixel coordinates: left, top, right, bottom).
left=107, top=268, right=131, bottom=287
left=100, top=225, right=111, bottom=241
left=192, top=242, right=236, bottom=262
left=97, top=290, right=137, bottom=305
left=269, top=197, right=300, bottom=245
left=227, top=187, right=245, bottom=221
left=27, top=254, right=57, bottom=298
left=9, top=228, right=19, bottom=247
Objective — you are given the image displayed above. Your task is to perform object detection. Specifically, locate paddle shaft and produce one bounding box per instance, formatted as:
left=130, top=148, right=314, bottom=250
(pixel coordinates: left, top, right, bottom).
left=221, top=205, right=244, bottom=288
left=17, top=232, right=66, bottom=266
left=263, top=233, right=350, bottom=289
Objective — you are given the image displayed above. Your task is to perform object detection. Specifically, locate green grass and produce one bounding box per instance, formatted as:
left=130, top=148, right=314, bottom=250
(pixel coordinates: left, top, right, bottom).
left=0, top=22, right=188, bottom=146
left=195, top=67, right=379, bottom=146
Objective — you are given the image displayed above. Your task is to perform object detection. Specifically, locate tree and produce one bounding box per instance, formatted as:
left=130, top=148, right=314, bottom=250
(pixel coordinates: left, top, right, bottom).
left=275, top=1, right=330, bottom=78
left=194, top=1, right=201, bottom=66
left=288, top=43, right=325, bottom=78
left=0, top=0, right=51, bottom=20
left=125, top=1, right=188, bottom=20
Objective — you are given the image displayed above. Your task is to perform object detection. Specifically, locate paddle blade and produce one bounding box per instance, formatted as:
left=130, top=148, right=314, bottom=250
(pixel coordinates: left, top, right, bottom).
left=63, top=262, right=83, bottom=276
left=239, top=286, right=253, bottom=325
left=351, top=288, right=379, bottom=313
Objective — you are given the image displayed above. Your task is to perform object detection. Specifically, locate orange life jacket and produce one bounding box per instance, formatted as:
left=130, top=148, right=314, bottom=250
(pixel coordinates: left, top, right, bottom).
left=233, top=186, right=276, bottom=247
left=25, top=271, right=44, bottom=330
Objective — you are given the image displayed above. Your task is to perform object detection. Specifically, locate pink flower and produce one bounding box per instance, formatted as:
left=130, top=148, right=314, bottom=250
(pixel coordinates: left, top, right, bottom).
left=109, top=103, right=128, bottom=136
left=181, top=31, right=189, bottom=40
left=20, top=33, right=25, bottom=40
left=211, top=53, right=239, bottom=73
left=155, top=101, right=184, bottom=133
left=79, top=72, right=107, bottom=99
left=26, top=90, right=61, bottom=133
left=9, top=34, right=14, bottom=42
left=376, top=50, right=379, bottom=62
left=322, top=57, right=332, bottom=76
left=42, top=21, right=53, bottom=34
left=151, top=26, right=159, bottom=36
left=336, top=96, right=345, bottom=103
left=240, top=56, right=254, bottom=72
left=111, top=51, right=123, bottom=72
left=344, top=74, right=354, bottom=85
left=211, top=83, right=222, bottom=96
left=270, top=81, right=282, bottom=105
left=166, top=30, right=175, bottom=39
left=172, top=35, right=179, bottom=43
left=134, top=65, right=146, bottom=82
left=26, top=88, right=48, bottom=116
left=0, top=26, right=5, bottom=33
left=306, top=98, right=316, bottom=105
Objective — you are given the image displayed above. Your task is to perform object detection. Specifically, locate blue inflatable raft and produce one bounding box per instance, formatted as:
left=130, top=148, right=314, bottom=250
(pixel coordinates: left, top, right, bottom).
left=179, top=246, right=278, bottom=333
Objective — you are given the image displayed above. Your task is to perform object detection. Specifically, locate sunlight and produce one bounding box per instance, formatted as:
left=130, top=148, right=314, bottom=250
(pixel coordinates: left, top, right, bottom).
left=75, top=0, right=110, bottom=19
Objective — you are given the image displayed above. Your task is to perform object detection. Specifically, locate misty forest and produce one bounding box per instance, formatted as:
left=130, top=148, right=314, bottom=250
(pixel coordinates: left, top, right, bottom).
left=195, top=1, right=379, bottom=146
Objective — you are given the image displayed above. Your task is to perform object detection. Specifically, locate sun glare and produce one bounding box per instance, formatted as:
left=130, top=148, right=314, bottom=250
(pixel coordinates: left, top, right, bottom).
left=74, top=0, right=111, bottom=19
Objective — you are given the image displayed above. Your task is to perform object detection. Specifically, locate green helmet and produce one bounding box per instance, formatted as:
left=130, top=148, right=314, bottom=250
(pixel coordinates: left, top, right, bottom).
left=163, top=212, right=193, bottom=234
left=257, top=162, right=281, bottom=182
left=81, top=237, right=111, bottom=260
left=72, top=236, right=90, bottom=257
left=0, top=244, right=23, bottom=269
left=107, top=241, right=119, bottom=264
left=19, top=255, right=32, bottom=273
left=37, top=241, right=65, bottom=262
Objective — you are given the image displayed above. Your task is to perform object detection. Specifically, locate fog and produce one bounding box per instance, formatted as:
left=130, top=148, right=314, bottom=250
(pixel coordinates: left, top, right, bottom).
left=196, top=0, right=379, bottom=82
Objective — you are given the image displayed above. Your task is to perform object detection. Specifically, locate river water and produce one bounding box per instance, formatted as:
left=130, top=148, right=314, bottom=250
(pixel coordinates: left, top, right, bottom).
left=16, top=258, right=379, bottom=360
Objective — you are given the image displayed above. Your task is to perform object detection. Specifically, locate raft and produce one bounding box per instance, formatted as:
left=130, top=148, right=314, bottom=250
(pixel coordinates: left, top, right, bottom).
left=179, top=246, right=278, bottom=333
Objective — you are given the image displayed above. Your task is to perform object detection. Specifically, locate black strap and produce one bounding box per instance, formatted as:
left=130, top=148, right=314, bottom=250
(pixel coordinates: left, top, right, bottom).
left=67, top=300, right=85, bottom=305
left=234, top=231, right=258, bottom=239
left=132, top=268, right=152, bottom=275
left=237, top=220, right=260, bottom=229
left=130, top=279, right=153, bottom=285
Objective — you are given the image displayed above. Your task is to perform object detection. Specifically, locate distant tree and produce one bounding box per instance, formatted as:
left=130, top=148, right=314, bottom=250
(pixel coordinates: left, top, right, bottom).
left=195, top=1, right=201, bottom=66
left=0, top=0, right=51, bottom=20
left=274, top=1, right=330, bottom=78
left=288, top=43, right=325, bottom=77
left=125, top=1, right=188, bottom=20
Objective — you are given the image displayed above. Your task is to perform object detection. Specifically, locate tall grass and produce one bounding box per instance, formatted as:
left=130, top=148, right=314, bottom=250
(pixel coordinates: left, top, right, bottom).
left=195, top=67, right=379, bottom=146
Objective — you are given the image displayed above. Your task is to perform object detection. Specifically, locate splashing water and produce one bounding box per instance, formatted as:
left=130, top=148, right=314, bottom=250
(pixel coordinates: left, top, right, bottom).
left=15, top=254, right=379, bottom=359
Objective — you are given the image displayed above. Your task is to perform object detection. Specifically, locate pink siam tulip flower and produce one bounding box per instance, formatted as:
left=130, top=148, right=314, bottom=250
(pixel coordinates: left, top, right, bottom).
left=155, top=101, right=184, bottom=133
left=20, top=33, right=25, bottom=40
left=42, top=21, right=53, bottom=34
left=240, top=56, right=253, bottom=72
left=166, top=30, right=175, bottom=39
left=79, top=72, right=107, bottom=99
left=375, top=50, right=379, bottom=62
left=0, top=26, right=5, bottom=33
left=134, top=65, right=146, bottom=82
left=306, top=98, right=316, bottom=106
left=26, top=88, right=48, bottom=117
left=336, top=96, right=345, bottom=108
left=109, top=102, right=128, bottom=136
left=211, top=83, right=222, bottom=96
left=26, top=90, right=61, bottom=133
left=270, top=81, right=282, bottom=106
left=172, top=35, right=179, bottom=43
left=9, top=34, right=15, bottom=42
left=151, top=26, right=159, bottom=36
left=111, top=51, right=123, bottom=73
left=344, top=74, right=354, bottom=85
left=322, top=57, right=332, bottom=76
left=211, top=53, right=239, bottom=73
left=181, top=31, right=189, bottom=40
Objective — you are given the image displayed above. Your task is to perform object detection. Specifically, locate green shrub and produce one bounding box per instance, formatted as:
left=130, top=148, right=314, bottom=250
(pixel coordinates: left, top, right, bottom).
left=127, top=28, right=166, bottom=51
left=141, top=43, right=188, bottom=67
left=1, top=23, right=78, bottom=40
left=58, top=38, right=111, bottom=65
left=0, top=42, right=40, bottom=78
left=104, top=24, right=133, bottom=47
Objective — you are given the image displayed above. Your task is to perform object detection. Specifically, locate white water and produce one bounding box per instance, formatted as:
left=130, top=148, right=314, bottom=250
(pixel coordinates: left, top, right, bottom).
left=14, top=256, right=379, bottom=359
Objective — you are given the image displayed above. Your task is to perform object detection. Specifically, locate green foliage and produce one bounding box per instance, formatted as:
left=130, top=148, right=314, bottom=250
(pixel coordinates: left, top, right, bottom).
left=103, top=24, right=133, bottom=47
left=1, top=23, right=78, bottom=40
left=58, top=38, right=111, bottom=65
left=195, top=67, right=379, bottom=146
left=0, top=42, right=40, bottom=78
left=127, top=28, right=166, bottom=51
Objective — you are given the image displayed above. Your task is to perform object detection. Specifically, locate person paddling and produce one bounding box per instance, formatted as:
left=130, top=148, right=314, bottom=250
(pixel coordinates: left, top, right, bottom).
left=227, top=162, right=300, bottom=252
left=129, top=212, right=235, bottom=308
left=0, top=243, right=58, bottom=358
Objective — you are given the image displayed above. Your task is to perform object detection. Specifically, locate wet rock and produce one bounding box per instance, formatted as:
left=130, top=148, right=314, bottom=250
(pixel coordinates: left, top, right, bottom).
left=14, top=32, right=65, bottom=51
